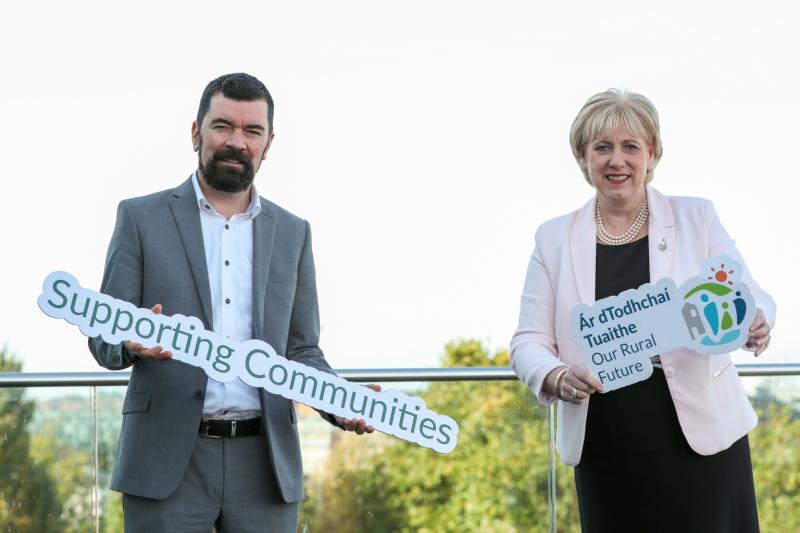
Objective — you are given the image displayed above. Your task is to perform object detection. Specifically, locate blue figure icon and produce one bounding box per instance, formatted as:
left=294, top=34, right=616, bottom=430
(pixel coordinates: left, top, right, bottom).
left=701, top=294, right=720, bottom=335
left=733, top=290, right=747, bottom=326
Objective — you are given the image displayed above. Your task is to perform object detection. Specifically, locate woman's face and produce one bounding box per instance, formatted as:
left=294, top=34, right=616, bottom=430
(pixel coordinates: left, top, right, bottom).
left=582, top=127, right=654, bottom=209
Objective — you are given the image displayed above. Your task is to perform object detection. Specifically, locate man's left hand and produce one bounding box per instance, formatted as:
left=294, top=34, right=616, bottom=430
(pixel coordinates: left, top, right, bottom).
left=335, top=384, right=382, bottom=434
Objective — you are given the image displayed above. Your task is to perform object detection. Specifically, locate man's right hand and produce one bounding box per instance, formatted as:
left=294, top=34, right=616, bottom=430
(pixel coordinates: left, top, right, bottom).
left=123, top=304, right=173, bottom=360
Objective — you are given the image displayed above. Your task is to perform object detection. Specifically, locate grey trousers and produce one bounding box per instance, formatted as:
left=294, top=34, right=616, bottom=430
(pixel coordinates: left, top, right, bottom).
left=123, top=435, right=299, bottom=533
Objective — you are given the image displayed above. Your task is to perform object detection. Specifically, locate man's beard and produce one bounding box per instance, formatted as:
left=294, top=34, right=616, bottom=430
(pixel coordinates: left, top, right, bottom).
left=198, top=145, right=256, bottom=193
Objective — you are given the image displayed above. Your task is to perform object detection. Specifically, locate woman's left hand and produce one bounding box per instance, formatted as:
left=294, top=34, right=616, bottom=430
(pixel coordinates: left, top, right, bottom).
left=744, top=308, right=771, bottom=357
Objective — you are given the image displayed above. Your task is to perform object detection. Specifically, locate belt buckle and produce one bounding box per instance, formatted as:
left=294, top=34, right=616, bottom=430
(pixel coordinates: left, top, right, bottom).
left=201, top=419, right=223, bottom=439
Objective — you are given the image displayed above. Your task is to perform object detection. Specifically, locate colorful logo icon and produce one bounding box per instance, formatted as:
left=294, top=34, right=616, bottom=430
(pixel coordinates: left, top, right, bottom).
left=681, top=262, right=749, bottom=348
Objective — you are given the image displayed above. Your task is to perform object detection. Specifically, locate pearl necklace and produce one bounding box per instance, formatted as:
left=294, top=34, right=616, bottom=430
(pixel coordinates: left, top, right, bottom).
left=595, top=194, right=649, bottom=245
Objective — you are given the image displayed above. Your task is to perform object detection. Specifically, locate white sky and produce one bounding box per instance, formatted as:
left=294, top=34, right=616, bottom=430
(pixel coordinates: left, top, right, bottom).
left=1, top=0, right=798, bottom=372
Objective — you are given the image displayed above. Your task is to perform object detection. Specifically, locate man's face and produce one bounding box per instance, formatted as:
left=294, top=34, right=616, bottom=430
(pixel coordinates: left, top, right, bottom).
left=192, top=93, right=274, bottom=193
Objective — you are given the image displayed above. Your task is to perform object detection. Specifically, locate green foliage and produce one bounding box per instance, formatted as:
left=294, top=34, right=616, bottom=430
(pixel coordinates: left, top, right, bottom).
left=301, top=340, right=579, bottom=532
left=301, top=340, right=800, bottom=533
left=102, top=491, right=124, bottom=532
left=440, top=339, right=509, bottom=368
left=750, top=402, right=800, bottom=532
left=31, top=427, right=97, bottom=532
left=0, top=341, right=798, bottom=532
left=30, top=390, right=124, bottom=533
left=0, top=348, right=63, bottom=532
left=0, top=346, right=125, bottom=532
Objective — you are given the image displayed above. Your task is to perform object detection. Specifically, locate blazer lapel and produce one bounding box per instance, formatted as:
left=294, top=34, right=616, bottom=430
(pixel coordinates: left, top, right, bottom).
left=169, top=178, right=213, bottom=329
left=570, top=196, right=597, bottom=305
left=646, top=185, right=676, bottom=283
left=251, top=200, right=276, bottom=339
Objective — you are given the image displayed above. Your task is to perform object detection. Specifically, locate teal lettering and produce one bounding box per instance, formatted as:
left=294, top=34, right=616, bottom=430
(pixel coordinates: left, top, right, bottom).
left=320, top=381, right=347, bottom=409
left=192, top=336, right=213, bottom=360
left=349, top=394, right=368, bottom=415
left=111, top=309, right=133, bottom=335
left=419, top=418, right=436, bottom=439
left=245, top=349, right=270, bottom=379
left=289, top=370, right=318, bottom=397
left=269, top=364, right=288, bottom=386
left=134, top=317, right=155, bottom=339
left=70, top=293, right=90, bottom=318
left=89, top=301, right=112, bottom=327
left=437, top=423, right=453, bottom=445
left=156, top=323, right=173, bottom=344
left=47, top=279, right=71, bottom=309
left=213, top=345, right=233, bottom=373
left=369, top=399, right=387, bottom=422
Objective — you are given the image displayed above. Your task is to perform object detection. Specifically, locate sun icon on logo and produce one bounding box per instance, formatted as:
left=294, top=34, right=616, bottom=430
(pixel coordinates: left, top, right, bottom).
left=708, top=263, right=735, bottom=285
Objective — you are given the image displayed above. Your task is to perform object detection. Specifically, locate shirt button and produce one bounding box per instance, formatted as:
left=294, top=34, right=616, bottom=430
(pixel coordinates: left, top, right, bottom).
left=225, top=298, right=231, bottom=304
left=225, top=260, right=230, bottom=266
left=225, top=224, right=230, bottom=230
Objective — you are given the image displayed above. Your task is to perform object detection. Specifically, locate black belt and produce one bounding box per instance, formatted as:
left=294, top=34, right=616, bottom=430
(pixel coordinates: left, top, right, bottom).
left=199, top=416, right=263, bottom=438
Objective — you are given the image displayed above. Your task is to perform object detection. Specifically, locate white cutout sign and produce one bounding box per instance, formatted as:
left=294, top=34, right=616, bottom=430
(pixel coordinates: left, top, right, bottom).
left=571, top=255, right=756, bottom=392
left=38, top=271, right=459, bottom=453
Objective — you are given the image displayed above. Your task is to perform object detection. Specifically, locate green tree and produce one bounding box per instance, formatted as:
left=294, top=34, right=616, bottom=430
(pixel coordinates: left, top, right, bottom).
left=750, top=401, right=800, bottom=532
left=31, top=430, right=97, bottom=533
left=301, top=340, right=580, bottom=532
left=301, top=340, right=800, bottom=532
left=102, top=491, right=124, bottom=532
left=30, top=389, right=126, bottom=532
left=0, top=347, right=63, bottom=532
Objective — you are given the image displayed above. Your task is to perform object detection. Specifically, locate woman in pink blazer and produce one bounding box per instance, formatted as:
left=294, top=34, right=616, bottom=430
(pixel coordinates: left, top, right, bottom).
left=510, top=89, right=775, bottom=532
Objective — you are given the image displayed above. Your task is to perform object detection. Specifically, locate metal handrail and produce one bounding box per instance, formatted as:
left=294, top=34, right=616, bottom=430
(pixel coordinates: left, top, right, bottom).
left=0, top=363, right=798, bottom=387
left=1, top=364, right=796, bottom=533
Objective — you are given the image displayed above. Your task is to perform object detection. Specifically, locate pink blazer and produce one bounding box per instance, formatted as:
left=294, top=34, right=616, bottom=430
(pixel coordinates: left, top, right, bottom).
left=510, top=185, right=776, bottom=466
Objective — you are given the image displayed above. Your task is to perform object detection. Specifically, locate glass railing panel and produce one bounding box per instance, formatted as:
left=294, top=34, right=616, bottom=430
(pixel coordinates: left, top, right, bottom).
left=0, top=384, right=65, bottom=531
left=1, top=370, right=797, bottom=532
left=1, top=385, right=100, bottom=532
left=296, top=380, right=555, bottom=533
left=95, top=387, right=125, bottom=532
left=1, top=379, right=553, bottom=532
left=747, top=375, right=800, bottom=533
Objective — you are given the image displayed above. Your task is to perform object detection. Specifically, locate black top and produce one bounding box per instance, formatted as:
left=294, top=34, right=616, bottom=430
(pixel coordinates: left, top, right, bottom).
left=595, top=236, right=649, bottom=300
left=578, top=234, right=759, bottom=533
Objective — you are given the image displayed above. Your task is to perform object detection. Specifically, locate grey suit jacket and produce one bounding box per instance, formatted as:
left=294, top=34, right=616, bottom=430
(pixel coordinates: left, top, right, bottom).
left=89, top=177, right=337, bottom=503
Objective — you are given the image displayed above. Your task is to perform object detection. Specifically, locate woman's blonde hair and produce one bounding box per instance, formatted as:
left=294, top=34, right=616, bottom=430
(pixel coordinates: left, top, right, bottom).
left=569, top=88, right=663, bottom=185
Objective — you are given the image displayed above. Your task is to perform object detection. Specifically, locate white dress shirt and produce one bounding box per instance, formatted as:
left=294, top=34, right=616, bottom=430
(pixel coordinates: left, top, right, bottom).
left=192, top=173, right=262, bottom=419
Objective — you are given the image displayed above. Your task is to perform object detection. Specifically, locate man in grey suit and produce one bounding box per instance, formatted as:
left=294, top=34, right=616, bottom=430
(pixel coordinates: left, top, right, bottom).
left=89, top=73, right=375, bottom=532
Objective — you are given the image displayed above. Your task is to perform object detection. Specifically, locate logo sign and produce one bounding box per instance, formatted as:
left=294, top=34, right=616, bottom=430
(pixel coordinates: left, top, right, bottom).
left=571, top=255, right=756, bottom=392
left=38, top=272, right=459, bottom=453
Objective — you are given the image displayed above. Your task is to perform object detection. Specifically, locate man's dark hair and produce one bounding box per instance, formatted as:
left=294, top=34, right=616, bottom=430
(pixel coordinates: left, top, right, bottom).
left=196, top=73, right=274, bottom=134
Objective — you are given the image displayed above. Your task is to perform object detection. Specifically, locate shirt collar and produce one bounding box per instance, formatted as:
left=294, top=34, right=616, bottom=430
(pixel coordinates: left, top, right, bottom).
left=191, top=171, right=262, bottom=220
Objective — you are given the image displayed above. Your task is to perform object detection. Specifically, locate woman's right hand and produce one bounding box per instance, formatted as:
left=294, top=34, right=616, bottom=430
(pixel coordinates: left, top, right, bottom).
left=547, top=364, right=604, bottom=404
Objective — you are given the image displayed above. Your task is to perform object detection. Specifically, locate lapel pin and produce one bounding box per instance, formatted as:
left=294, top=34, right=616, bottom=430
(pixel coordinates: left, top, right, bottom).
left=658, top=238, right=667, bottom=251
